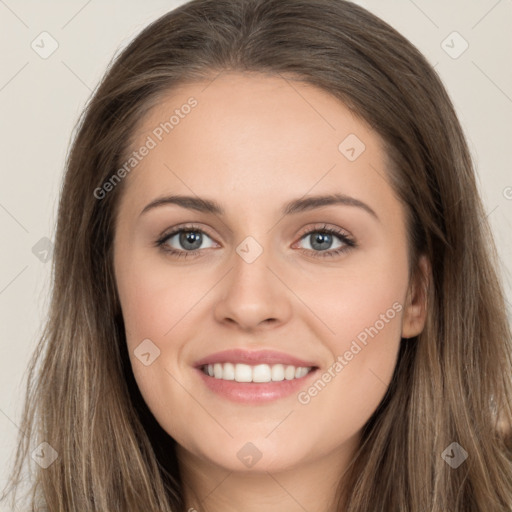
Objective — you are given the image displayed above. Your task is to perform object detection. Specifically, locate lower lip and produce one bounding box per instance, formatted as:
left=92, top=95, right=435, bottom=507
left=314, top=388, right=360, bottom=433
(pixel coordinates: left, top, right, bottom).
left=195, top=367, right=319, bottom=403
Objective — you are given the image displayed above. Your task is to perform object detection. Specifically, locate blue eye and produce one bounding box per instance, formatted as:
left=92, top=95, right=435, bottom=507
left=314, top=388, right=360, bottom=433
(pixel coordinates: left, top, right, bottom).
left=156, top=223, right=356, bottom=259
left=156, top=226, right=217, bottom=258
left=295, top=225, right=355, bottom=258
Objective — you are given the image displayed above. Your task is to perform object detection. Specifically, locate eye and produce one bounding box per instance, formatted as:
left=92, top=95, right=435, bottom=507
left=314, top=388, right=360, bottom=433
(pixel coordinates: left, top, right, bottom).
left=155, top=224, right=217, bottom=259
left=294, top=224, right=356, bottom=258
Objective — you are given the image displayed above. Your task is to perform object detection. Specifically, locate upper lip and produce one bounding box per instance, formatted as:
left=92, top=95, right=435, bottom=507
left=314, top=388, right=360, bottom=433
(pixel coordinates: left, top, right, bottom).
left=194, top=349, right=318, bottom=368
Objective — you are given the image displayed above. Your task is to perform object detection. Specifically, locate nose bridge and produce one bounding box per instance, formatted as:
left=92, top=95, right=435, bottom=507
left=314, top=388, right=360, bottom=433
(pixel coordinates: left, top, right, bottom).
left=213, top=233, right=291, bottom=329
left=231, top=234, right=275, bottom=299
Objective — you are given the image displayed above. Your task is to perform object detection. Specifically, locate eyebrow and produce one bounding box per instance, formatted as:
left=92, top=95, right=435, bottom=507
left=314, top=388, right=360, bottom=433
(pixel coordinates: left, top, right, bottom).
left=139, top=193, right=379, bottom=222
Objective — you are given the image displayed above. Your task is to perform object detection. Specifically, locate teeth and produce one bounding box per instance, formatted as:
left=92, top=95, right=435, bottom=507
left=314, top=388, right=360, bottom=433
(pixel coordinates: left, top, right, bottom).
left=252, top=364, right=271, bottom=383
left=235, top=363, right=252, bottom=382
left=284, top=365, right=295, bottom=380
left=203, top=363, right=313, bottom=382
left=213, top=363, right=223, bottom=379
left=222, top=362, right=235, bottom=380
left=271, top=364, right=285, bottom=381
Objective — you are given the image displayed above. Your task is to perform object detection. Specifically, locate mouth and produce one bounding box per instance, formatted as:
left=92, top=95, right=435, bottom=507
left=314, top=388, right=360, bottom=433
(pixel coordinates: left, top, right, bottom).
left=199, top=362, right=316, bottom=382
left=193, top=349, right=320, bottom=403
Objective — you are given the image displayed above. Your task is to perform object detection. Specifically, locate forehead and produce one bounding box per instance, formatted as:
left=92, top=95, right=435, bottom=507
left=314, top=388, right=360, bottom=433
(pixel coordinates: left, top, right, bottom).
left=135, top=71, right=373, bottom=154
left=118, top=72, right=396, bottom=221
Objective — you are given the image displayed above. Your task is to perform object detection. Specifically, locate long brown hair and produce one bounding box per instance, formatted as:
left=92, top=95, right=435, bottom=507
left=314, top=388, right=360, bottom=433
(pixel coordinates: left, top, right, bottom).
left=3, top=0, right=511, bottom=510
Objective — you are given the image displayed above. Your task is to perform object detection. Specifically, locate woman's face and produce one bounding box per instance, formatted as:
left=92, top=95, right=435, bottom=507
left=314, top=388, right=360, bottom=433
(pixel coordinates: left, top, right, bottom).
left=113, top=72, right=427, bottom=475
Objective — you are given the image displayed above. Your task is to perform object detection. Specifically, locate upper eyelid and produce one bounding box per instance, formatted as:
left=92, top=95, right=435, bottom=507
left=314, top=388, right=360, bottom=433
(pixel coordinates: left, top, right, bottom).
left=296, top=223, right=352, bottom=239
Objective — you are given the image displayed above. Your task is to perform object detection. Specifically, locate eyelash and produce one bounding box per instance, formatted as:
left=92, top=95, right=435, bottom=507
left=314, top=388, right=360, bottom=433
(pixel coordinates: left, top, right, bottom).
left=155, top=223, right=356, bottom=260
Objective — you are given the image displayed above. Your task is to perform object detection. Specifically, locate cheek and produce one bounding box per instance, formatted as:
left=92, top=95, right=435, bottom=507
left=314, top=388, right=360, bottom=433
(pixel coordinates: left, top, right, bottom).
left=294, top=300, right=403, bottom=452
left=116, top=254, right=205, bottom=344
left=301, top=245, right=408, bottom=352
left=115, top=254, right=216, bottom=410
left=116, top=261, right=200, bottom=433
left=294, top=250, right=407, bottom=423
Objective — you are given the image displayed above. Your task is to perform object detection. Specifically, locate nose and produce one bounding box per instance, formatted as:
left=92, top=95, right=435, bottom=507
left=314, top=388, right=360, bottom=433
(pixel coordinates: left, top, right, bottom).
left=213, top=243, right=292, bottom=332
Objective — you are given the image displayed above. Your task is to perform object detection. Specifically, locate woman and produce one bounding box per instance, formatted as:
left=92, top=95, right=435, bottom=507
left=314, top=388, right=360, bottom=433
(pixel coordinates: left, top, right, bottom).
left=3, top=0, right=511, bottom=510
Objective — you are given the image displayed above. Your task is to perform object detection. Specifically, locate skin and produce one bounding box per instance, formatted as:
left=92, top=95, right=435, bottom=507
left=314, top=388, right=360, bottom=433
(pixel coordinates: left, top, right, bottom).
left=113, top=72, right=429, bottom=512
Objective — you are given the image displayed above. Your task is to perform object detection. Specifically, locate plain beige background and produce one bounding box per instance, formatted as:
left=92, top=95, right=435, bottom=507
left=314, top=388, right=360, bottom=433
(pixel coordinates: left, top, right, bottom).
left=0, top=0, right=511, bottom=501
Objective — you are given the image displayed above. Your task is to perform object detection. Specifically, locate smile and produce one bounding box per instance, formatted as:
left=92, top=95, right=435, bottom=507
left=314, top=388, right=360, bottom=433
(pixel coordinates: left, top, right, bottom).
left=201, top=362, right=314, bottom=382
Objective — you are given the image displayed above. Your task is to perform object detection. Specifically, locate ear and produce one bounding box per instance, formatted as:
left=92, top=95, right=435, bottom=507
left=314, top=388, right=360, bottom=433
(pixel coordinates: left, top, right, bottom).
left=401, top=254, right=430, bottom=339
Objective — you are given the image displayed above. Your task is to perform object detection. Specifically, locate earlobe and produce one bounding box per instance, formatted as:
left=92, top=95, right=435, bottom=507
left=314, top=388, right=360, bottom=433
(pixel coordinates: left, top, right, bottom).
left=401, top=254, right=430, bottom=339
